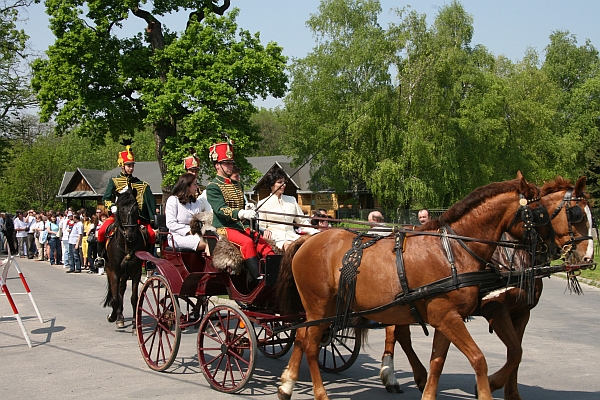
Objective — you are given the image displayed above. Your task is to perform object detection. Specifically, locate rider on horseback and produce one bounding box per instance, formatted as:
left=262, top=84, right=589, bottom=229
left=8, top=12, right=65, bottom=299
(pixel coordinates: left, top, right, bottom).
left=206, top=140, right=274, bottom=284
left=95, top=140, right=157, bottom=268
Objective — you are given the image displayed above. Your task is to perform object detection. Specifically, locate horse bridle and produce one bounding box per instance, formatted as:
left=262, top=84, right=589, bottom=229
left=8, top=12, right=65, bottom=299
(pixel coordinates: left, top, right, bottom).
left=548, top=189, right=592, bottom=259
left=505, top=193, right=554, bottom=263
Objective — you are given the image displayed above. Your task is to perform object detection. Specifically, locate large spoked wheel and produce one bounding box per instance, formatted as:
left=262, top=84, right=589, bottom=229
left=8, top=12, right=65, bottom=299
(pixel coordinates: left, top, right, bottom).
left=197, top=305, right=257, bottom=393
left=136, top=275, right=181, bottom=372
left=255, top=320, right=296, bottom=358
left=318, top=326, right=361, bottom=373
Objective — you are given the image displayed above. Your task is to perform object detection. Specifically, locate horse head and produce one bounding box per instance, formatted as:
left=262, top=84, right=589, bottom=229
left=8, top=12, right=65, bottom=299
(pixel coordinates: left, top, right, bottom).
left=539, top=176, right=594, bottom=266
left=114, top=185, right=140, bottom=244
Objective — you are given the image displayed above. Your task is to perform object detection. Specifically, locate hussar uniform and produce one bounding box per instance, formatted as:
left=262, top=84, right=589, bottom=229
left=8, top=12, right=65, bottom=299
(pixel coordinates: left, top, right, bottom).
left=96, top=144, right=157, bottom=245
left=206, top=141, right=273, bottom=281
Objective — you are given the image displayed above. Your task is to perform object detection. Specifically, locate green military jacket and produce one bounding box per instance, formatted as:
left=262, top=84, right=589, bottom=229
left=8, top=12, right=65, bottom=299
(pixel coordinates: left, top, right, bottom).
left=103, top=172, right=156, bottom=224
left=206, top=175, right=248, bottom=232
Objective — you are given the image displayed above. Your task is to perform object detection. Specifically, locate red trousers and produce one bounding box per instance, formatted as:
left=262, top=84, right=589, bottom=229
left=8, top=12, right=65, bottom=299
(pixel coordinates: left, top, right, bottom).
left=223, top=228, right=274, bottom=260
left=97, top=215, right=156, bottom=244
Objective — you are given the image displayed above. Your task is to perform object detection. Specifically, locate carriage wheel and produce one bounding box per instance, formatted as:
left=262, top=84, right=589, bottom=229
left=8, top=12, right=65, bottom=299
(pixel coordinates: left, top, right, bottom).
left=318, top=326, right=361, bottom=373
left=197, top=305, right=257, bottom=393
left=136, top=275, right=181, bottom=372
left=255, top=320, right=296, bottom=358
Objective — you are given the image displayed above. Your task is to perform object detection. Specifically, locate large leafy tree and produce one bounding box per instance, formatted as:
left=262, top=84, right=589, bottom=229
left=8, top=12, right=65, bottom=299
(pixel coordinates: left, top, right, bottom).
left=0, top=0, right=35, bottom=170
left=32, top=1, right=287, bottom=197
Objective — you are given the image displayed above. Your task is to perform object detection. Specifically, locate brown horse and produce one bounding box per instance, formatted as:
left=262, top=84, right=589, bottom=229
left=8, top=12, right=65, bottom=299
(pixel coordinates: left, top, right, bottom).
left=379, top=176, right=593, bottom=399
left=275, top=176, right=557, bottom=400
left=104, top=187, right=147, bottom=329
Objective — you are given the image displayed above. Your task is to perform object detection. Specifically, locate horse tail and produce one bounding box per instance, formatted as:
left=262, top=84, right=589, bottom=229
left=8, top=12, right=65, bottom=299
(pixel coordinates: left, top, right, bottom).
left=103, top=279, right=113, bottom=308
left=275, top=235, right=310, bottom=315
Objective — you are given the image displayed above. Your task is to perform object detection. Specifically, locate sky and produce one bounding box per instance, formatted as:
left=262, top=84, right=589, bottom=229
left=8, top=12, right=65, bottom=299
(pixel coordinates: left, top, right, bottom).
left=17, top=0, right=600, bottom=108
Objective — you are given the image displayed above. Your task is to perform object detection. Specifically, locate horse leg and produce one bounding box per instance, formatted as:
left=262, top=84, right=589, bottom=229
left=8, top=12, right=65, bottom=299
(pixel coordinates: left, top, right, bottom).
left=278, top=327, right=307, bottom=400
left=380, top=325, right=402, bottom=393
left=482, top=303, right=522, bottom=395
left=503, top=309, right=531, bottom=400
left=432, top=315, right=493, bottom=400
left=396, top=324, right=428, bottom=392
left=105, top=268, right=119, bottom=323
left=422, top=329, right=451, bottom=400
left=130, top=264, right=141, bottom=332
left=304, top=323, right=330, bottom=400
left=115, top=273, right=127, bottom=328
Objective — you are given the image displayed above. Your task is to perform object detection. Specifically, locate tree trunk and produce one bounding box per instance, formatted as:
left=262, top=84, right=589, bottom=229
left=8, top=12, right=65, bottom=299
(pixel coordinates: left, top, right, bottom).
left=154, top=122, right=176, bottom=210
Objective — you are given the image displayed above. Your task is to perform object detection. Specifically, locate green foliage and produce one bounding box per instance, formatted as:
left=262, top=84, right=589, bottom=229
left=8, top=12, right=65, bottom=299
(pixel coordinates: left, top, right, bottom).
left=248, top=107, right=287, bottom=156
left=0, top=1, right=35, bottom=137
left=0, top=119, right=157, bottom=212
left=31, top=2, right=287, bottom=190
left=283, top=0, right=600, bottom=209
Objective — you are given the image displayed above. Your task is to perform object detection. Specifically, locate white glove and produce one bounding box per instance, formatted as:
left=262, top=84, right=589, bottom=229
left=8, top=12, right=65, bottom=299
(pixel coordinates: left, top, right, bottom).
left=244, top=202, right=256, bottom=211
left=238, top=209, right=256, bottom=220
left=110, top=205, right=117, bottom=214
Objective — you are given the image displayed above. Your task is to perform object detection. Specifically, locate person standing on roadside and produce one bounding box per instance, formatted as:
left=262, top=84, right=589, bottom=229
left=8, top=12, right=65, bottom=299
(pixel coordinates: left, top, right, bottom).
left=66, top=214, right=83, bottom=273
left=26, top=210, right=37, bottom=259
left=60, top=211, right=73, bottom=268
left=4, top=212, right=16, bottom=255
left=14, top=211, right=28, bottom=257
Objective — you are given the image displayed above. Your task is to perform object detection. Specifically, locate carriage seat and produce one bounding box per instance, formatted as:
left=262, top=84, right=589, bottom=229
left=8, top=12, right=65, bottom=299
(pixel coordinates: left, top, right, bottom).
left=154, top=213, right=218, bottom=254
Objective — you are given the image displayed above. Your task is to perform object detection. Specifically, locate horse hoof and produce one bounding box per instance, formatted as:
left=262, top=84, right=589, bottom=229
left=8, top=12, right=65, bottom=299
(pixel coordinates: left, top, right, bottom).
left=116, top=319, right=125, bottom=328
left=277, top=388, right=292, bottom=400
left=385, top=384, right=403, bottom=394
left=107, top=314, right=117, bottom=323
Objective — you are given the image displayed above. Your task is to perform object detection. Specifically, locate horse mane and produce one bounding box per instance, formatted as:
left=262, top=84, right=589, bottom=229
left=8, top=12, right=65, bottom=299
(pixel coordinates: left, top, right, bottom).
left=437, top=179, right=528, bottom=227
left=116, top=188, right=138, bottom=210
left=539, top=176, right=574, bottom=196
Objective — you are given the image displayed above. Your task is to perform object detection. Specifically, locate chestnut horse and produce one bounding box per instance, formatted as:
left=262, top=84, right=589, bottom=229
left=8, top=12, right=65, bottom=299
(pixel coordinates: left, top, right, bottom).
left=275, top=177, right=556, bottom=400
left=103, top=187, right=147, bottom=328
left=379, top=176, right=594, bottom=399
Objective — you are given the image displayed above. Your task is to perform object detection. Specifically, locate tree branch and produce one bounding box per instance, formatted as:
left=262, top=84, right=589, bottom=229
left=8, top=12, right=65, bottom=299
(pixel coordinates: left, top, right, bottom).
left=186, top=0, right=231, bottom=30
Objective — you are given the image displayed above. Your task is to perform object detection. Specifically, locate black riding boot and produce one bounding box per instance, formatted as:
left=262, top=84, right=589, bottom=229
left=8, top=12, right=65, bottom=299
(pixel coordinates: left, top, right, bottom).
left=94, top=241, right=106, bottom=269
left=244, top=256, right=262, bottom=284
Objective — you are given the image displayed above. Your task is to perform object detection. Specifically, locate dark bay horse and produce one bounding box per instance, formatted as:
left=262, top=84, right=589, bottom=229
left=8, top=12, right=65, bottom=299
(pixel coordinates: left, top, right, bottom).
left=379, top=176, right=594, bottom=399
left=275, top=176, right=556, bottom=400
left=104, top=187, right=147, bottom=328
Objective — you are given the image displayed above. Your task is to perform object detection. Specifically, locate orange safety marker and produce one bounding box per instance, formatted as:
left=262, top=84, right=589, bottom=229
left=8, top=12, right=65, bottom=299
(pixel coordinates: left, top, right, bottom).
left=1, top=249, right=44, bottom=348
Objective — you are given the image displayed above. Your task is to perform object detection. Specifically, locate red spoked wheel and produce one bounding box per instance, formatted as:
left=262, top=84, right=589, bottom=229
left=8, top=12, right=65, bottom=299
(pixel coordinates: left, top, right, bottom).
left=318, top=326, right=361, bottom=373
left=136, top=275, right=181, bottom=371
left=255, top=320, right=295, bottom=358
left=197, top=305, right=257, bottom=393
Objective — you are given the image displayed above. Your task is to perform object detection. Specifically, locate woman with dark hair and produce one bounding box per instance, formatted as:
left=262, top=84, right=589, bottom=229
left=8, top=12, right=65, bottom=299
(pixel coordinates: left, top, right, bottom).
left=257, top=167, right=310, bottom=251
left=165, top=173, right=210, bottom=251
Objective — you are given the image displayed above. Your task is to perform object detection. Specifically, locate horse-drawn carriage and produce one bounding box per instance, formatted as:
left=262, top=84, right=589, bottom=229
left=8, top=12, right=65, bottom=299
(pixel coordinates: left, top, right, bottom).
left=103, top=174, right=594, bottom=399
left=133, top=219, right=361, bottom=393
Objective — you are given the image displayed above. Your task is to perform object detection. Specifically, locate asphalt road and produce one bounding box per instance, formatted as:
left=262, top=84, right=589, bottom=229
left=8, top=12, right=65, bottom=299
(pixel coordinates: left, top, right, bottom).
left=1, top=255, right=599, bottom=400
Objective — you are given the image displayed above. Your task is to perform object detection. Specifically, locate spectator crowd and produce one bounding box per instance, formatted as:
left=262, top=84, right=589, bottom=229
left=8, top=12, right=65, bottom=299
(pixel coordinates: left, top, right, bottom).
left=0, top=208, right=108, bottom=275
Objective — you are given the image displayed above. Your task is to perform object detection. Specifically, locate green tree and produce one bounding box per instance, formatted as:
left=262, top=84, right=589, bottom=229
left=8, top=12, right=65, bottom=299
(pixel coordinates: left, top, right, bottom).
left=0, top=121, right=157, bottom=212
left=31, top=1, right=287, bottom=197
left=248, top=107, right=286, bottom=156
left=0, top=0, right=35, bottom=173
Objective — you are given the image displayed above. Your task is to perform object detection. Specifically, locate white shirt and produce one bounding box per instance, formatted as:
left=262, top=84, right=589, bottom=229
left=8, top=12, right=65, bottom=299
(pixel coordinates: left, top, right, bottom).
left=68, top=221, right=83, bottom=245
left=258, top=194, right=309, bottom=248
left=197, top=190, right=212, bottom=213
left=60, top=218, right=71, bottom=240
left=27, top=215, right=36, bottom=233
left=165, top=195, right=208, bottom=251
left=14, top=218, right=28, bottom=238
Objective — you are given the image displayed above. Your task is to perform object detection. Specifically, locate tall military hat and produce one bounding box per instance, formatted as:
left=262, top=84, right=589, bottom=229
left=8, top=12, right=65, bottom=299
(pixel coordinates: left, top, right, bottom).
left=209, top=140, right=234, bottom=163
left=184, top=149, right=200, bottom=171
left=117, top=139, right=135, bottom=166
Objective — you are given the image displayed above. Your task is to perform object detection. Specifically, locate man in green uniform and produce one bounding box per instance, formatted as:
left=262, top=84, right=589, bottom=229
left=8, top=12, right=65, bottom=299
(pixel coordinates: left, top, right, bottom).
left=95, top=141, right=157, bottom=267
left=206, top=141, right=273, bottom=283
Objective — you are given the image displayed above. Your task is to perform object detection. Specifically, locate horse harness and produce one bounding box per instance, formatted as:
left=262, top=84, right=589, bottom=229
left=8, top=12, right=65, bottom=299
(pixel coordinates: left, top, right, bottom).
left=549, top=189, right=591, bottom=260
left=333, top=194, right=555, bottom=337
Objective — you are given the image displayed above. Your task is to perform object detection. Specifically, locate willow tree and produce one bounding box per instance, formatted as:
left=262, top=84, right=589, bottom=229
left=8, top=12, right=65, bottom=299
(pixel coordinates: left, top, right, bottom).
left=32, top=1, right=287, bottom=194
left=284, top=0, right=505, bottom=208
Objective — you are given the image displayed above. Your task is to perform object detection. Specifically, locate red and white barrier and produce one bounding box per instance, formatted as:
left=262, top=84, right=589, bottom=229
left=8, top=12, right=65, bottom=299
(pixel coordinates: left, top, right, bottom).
left=1, top=249, right=44, bottom=348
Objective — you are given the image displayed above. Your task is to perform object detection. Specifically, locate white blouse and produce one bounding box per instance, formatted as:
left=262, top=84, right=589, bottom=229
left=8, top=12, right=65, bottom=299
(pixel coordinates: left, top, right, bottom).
left=165, top=195, right=210, bottom=250
left=258, top=194, right=309, bottom=249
